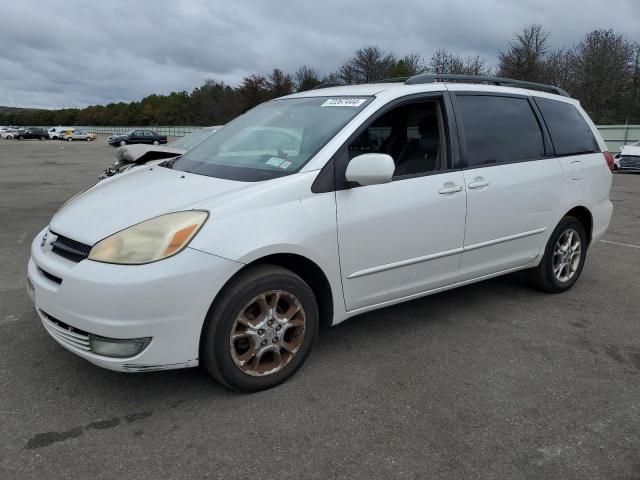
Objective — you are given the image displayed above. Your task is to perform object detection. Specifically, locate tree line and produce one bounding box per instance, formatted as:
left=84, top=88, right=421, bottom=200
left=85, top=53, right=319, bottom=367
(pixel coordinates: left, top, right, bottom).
left=1, top=25, right=638, bottom=127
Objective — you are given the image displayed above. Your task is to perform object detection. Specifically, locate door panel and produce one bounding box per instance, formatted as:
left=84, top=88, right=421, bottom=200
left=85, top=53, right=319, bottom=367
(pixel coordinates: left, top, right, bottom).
left=458, top=160, right=564, bottom=281
left=337, top=172, right=466, bottom=311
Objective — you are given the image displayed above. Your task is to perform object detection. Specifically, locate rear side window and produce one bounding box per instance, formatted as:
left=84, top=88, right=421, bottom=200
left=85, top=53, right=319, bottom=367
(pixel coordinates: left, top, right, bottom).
left=534, top=97, right=599, bottom=156
left=456, top=95, right=545, bottom=167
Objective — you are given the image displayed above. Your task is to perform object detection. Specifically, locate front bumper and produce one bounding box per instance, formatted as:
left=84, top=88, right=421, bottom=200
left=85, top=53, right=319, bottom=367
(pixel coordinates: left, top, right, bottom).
left=28, top=227, right=242, bottom=372
left=615, top=156, right=640, bottom=171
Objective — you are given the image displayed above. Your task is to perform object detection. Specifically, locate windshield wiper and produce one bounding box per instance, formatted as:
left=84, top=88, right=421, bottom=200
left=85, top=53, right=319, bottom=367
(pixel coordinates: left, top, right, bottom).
left=161, top=156, right=182, bottom=169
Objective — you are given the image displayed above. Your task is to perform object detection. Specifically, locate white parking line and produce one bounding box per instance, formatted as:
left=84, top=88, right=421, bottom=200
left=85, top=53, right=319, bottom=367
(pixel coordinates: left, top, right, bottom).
left=599, top=239, right=640, bottom=249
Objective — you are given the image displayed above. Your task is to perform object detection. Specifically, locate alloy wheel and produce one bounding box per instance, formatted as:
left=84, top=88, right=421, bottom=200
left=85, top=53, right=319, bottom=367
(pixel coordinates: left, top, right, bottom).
left=229, top=290, right=306, bottom=377
left=552, top=229, right=581, bottom=282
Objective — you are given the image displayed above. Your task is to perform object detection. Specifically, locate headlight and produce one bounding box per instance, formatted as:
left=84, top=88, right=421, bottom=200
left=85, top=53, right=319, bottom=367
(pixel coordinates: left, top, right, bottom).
left=88, top=210, right=208, bottom=264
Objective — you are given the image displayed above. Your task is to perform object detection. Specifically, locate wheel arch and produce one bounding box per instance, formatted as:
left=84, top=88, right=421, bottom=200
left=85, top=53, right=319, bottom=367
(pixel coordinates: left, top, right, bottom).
left=564, top=206, right=593, bottom=245
left=205, top=252, right=335, bottom=334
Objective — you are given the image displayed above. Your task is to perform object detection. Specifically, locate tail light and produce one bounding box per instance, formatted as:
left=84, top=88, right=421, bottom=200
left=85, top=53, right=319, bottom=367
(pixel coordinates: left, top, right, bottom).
left=603, top=151, right=615, bottom=172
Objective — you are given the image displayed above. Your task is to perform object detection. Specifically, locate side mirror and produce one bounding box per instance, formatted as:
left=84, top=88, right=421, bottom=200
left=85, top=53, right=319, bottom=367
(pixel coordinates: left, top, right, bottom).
left=345, top=153, right=395, bottom=186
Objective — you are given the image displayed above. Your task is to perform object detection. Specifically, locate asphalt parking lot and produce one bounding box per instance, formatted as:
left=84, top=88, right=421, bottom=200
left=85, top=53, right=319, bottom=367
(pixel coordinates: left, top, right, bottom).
left=0, top=137, right=638, bottom=480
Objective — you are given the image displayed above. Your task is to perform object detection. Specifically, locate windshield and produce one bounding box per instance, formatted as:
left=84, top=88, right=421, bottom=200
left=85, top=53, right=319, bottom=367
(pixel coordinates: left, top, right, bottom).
left=170, top=127, right=219, bottom=150
left=169, top=96, right=372, bottom=181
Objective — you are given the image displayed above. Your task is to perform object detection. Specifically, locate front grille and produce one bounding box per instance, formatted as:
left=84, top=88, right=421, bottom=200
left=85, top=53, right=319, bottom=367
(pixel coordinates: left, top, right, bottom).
left=50, top=232, right=91, bottom=263
left=37, top=267, right=62, bottom=284
left=40, top=310, right=91, bottom=352
left=619, top=156, right=640, bottom=169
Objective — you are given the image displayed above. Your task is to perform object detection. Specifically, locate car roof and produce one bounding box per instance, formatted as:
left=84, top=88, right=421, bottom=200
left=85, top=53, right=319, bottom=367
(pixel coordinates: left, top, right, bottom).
left=283, top=81, right=577, bottom=105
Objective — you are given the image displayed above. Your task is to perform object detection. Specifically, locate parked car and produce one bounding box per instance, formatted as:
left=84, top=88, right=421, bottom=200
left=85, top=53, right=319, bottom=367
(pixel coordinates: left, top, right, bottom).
left=614, top=141, right=640, bottom=171
left=15, top=127, right=48, bottom=140
left=107, top=129, right=167, bottom=147
left=48, top=127, right=74, bottom=140
left=100, top=126, right=221, bottom=180
left=62, top=130, right=97, bottom=142
left=28, top=74, right=613, bottom=392
left=0, top=127, right=16, bottom=139
left=1, top=128, right=18, bottom=139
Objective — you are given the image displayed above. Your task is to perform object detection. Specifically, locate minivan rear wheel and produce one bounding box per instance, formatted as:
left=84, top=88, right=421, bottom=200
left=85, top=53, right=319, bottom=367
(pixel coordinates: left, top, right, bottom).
left=528, top=216, right=587, bottom=293
left=201, top=265, right=318, bottom=392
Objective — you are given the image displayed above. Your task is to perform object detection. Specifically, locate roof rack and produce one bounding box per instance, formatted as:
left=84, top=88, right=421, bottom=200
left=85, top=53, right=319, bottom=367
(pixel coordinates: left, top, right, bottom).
left=312, top=82, right=344, bottom=90
left=404, top=73, right=570, bottom=97
left=371, top=77, right=409, bottom=83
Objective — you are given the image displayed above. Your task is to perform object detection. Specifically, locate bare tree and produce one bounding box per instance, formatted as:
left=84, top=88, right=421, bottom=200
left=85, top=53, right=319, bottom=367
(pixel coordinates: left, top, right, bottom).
left=338, top=46, right=396, bottom=83
left=542, top=48, right=572, bottom=90
left=429, top=50, right=491, bottom=75
left=391, top=53, right=427, bottom=77
left=567, top=29, right=634, bottom=123
left=461, top=55, right=492, bottom=76
left=430, top=49, right=464, bottom=74
left=498, top=24, right=550, bottom=81
left=628, top=42, right=640, bottom=123
left=294, top=65, right=321, bottom=91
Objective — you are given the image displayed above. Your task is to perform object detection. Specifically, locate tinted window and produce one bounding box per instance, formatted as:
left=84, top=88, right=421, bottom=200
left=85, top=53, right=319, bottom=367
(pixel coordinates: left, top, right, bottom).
left=534, top=97, right=599, bottom=156
left=457, top=95, right=545, bottom=166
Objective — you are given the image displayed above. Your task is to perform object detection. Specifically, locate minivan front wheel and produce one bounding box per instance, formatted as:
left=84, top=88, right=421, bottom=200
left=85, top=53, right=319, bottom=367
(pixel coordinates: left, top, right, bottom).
left=201, top=265, right=318, bottom=392
left=528, top=216, right=587, bottom=293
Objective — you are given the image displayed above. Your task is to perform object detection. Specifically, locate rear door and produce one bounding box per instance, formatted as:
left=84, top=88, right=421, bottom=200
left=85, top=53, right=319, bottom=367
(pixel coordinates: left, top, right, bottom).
left=452, top=92, right=564, bottom=281
left=131, top=130, right=145, bottom=144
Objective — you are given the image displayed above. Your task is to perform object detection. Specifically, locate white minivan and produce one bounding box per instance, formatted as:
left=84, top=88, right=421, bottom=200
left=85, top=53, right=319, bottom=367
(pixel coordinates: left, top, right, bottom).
left=28, top=74, right=614, bottom=391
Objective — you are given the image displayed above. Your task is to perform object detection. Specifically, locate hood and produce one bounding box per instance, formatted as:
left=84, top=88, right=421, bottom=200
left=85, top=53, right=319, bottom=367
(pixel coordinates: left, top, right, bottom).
left=50, top=166, right=252, bottom=245
left=116, top=144, right=186, bottom=163
left=620, top=145, right=640, bottom=156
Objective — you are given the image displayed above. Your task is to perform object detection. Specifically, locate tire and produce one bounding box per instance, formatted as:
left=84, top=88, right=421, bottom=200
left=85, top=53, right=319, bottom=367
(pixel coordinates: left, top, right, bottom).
left=18, top=136, right=24, bottom=140
left=201, top=265, right=319, bottom=392
left=67, top=137, right=72, bottom=142
left=39, top=136, right=45, bottom=140
left=527, top=216, right=588, bottom=293
left=120, top=140, right=127, bottom=146
left=153, top=140, right=159, bottom=145
left=86, top=137, right=91, bottom=142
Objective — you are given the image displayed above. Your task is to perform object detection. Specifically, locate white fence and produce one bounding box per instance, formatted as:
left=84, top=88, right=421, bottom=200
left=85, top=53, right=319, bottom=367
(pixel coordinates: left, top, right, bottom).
left=74, top=126, right=203, bottom=137
left=596, top=125, right=640, bottom=151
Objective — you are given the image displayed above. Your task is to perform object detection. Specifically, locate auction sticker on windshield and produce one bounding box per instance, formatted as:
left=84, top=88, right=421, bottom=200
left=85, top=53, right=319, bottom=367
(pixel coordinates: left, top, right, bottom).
left=321, top=98, right=367, bottom=107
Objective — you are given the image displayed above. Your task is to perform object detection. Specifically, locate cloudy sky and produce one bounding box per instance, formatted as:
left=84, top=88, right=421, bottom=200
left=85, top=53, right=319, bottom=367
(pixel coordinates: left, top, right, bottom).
left=1, top=0, right=637, bottom=109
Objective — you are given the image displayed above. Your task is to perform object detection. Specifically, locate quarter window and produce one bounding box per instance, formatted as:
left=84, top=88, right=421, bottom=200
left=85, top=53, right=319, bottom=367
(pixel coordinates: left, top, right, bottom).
left=457, top=95, right=545, bottom=167
left=534, top=97, right=599, bottom=156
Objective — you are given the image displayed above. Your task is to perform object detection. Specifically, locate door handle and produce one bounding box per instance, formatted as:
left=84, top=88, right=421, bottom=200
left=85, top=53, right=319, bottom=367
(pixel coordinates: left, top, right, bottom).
left=468, top=177, right=490, bottom=189
left=438, top=184, right=463, bottom=194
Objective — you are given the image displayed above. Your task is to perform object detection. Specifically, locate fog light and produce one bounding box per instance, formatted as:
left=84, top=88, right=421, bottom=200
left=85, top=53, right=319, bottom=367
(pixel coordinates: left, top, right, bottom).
left=89, top=335, right=151, bottom=358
